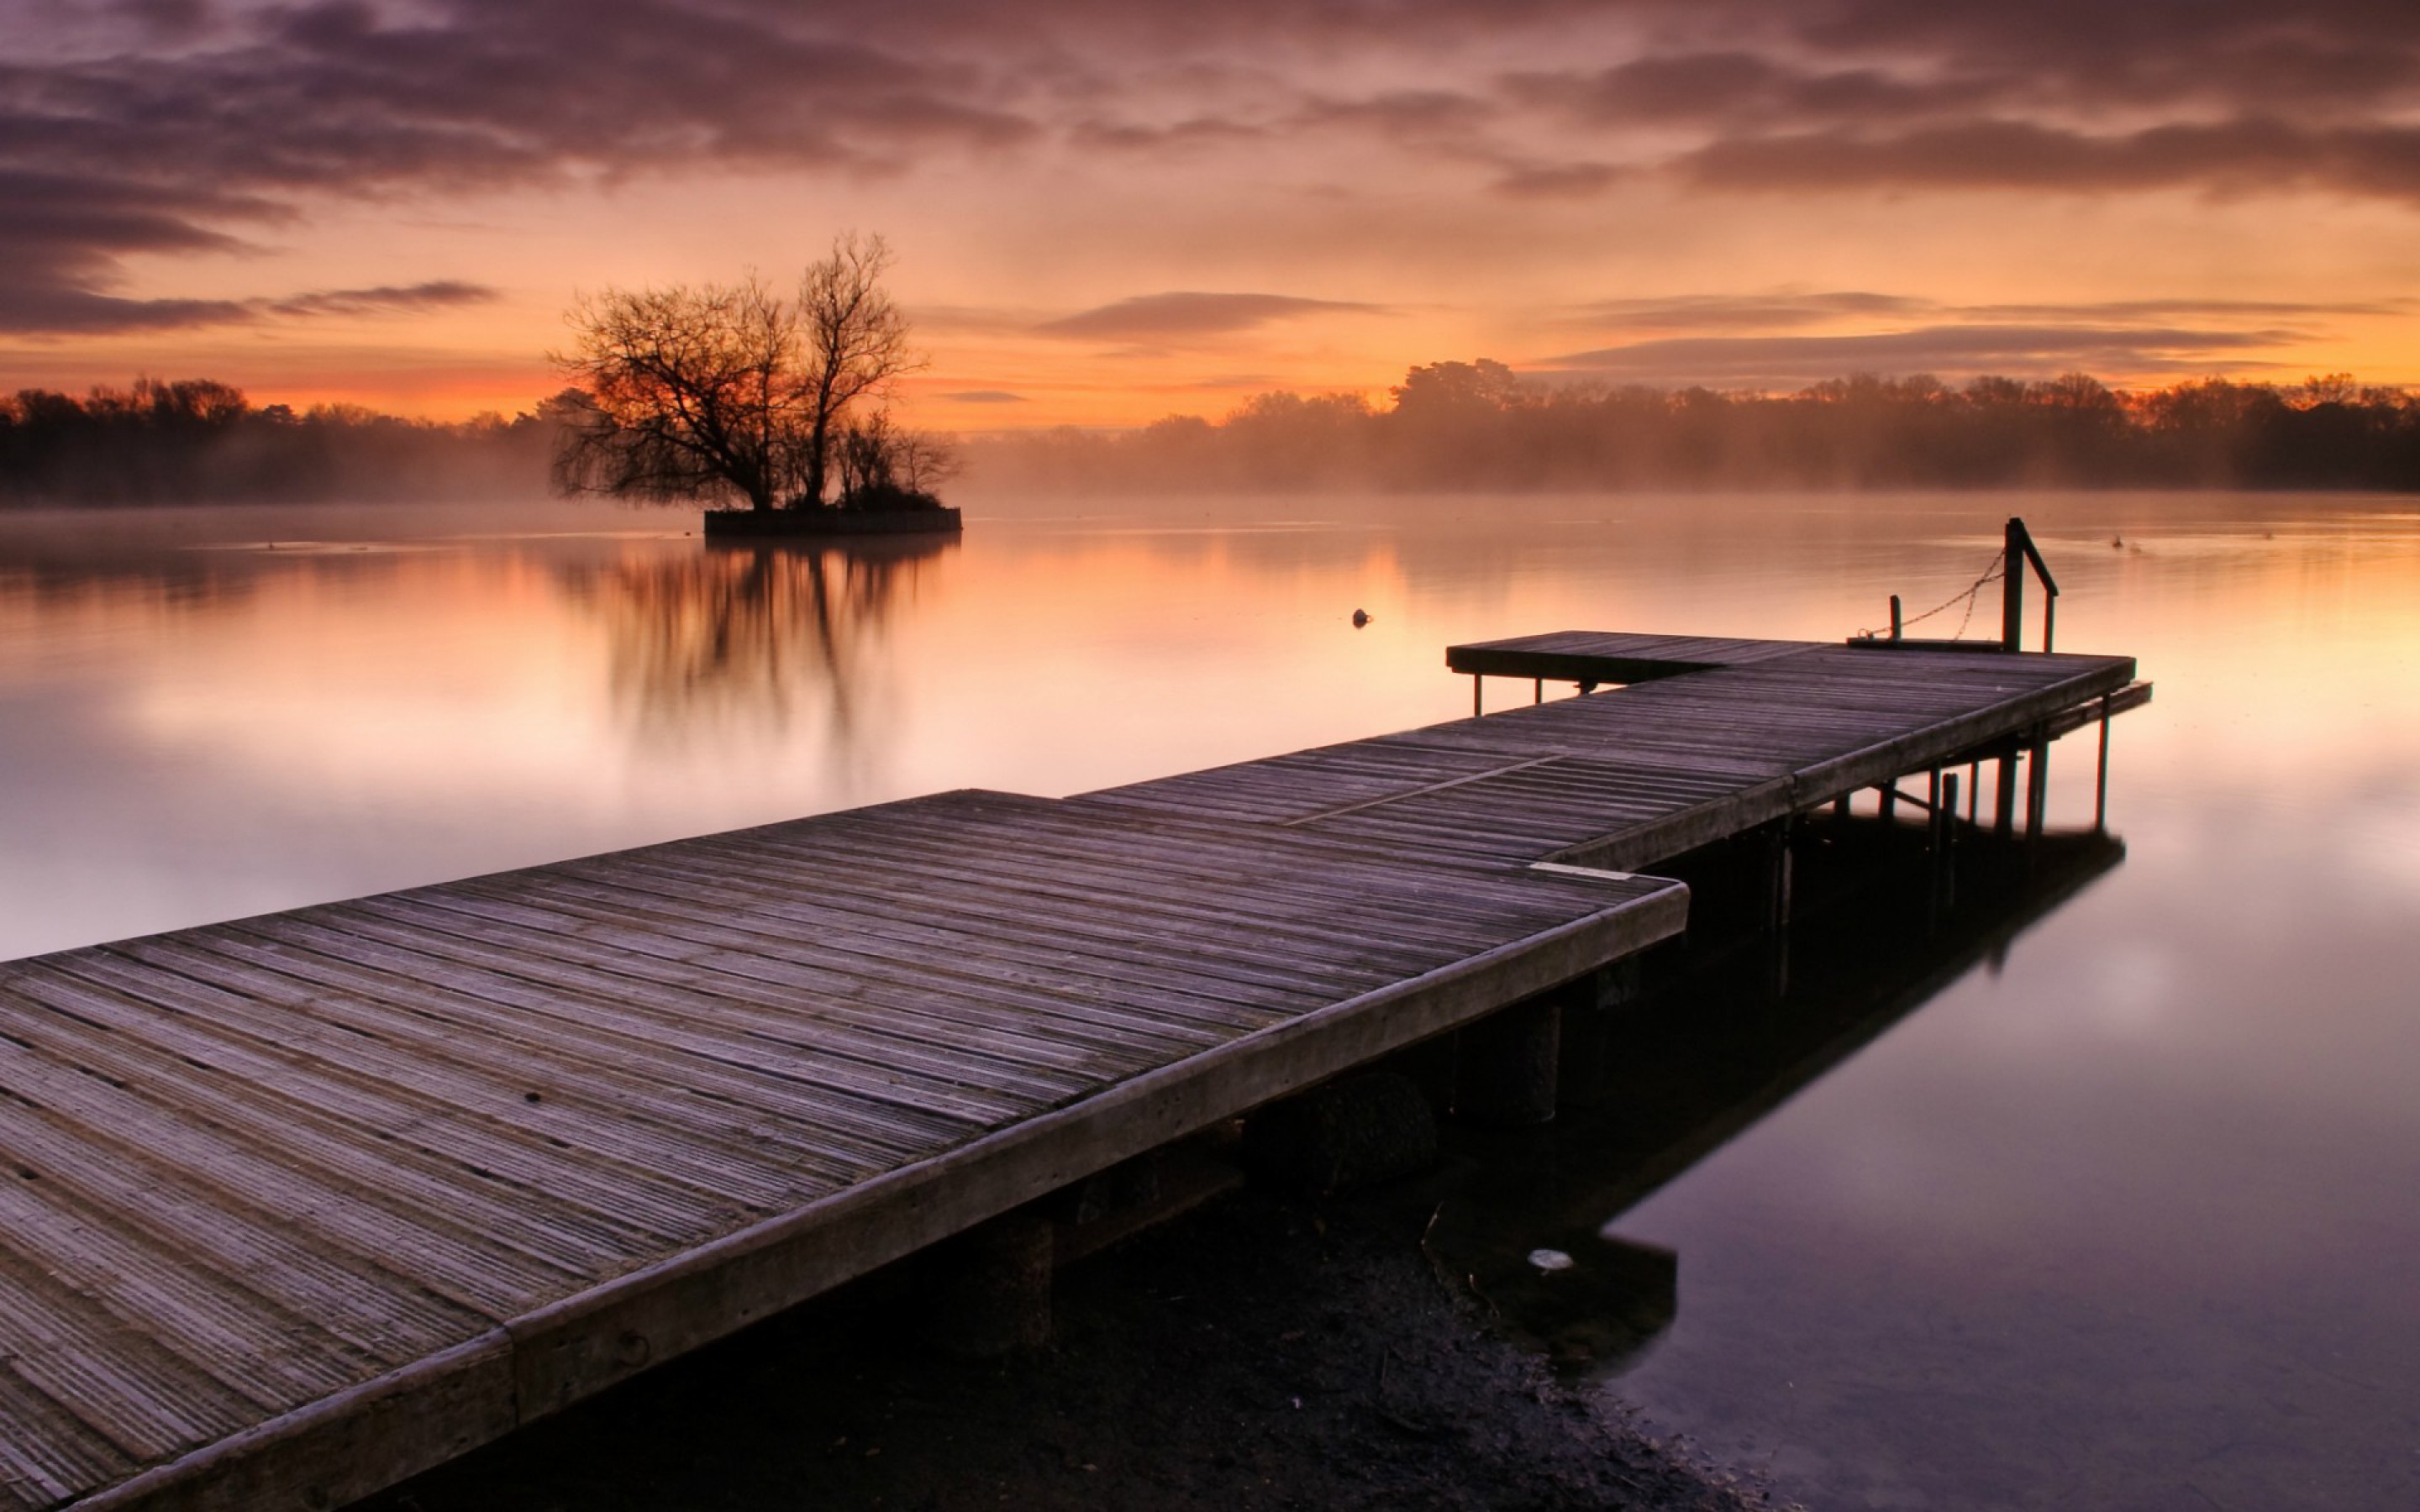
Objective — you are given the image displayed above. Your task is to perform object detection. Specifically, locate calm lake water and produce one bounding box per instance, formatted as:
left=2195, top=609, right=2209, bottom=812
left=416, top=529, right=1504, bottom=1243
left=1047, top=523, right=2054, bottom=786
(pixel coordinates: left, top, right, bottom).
left=3, top=491, right=2416, bottom=1509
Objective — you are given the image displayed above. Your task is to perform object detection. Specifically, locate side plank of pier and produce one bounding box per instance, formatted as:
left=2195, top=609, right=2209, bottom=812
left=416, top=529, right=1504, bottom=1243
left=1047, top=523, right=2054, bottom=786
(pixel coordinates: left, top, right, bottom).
left=0, top=630, right=2144, bottom=1512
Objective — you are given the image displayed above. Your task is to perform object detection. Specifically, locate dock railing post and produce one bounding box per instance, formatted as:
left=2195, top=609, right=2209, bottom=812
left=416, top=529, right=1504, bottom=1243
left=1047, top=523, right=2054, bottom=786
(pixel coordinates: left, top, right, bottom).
left=2002, top=517, right=2026, bottom=651
left=2003, top=516, right=2060, bottom=654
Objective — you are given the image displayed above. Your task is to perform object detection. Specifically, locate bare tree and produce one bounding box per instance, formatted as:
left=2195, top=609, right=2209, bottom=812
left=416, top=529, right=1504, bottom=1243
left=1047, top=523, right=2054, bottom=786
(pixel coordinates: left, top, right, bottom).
left=550, top=234, right=923, bottom=512
left=834, top=407, right=962, bottom=505
left=797, top=233, right=921, bottom=508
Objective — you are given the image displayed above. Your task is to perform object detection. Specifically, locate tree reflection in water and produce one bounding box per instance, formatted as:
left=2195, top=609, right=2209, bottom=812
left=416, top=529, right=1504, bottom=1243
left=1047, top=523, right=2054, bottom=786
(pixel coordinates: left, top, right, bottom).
left=576, top=533, right=955, bottom=757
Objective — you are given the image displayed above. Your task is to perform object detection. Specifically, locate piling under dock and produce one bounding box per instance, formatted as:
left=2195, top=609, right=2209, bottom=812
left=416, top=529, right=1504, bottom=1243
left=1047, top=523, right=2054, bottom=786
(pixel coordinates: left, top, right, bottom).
left=0, top=630, right=2144, bottom=1512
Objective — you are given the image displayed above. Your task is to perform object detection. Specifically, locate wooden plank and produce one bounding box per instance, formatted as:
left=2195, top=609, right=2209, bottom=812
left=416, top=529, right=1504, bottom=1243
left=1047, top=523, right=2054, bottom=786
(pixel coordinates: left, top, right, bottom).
left=500, top=875, right=1688, bottom=1420
left=2, top=627, right=2154, bottom=1512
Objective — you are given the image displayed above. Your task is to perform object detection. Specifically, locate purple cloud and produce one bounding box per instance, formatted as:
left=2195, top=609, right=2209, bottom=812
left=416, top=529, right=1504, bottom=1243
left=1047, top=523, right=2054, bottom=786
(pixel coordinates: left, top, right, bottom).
left=1038, top=293, right=1387, bottom=341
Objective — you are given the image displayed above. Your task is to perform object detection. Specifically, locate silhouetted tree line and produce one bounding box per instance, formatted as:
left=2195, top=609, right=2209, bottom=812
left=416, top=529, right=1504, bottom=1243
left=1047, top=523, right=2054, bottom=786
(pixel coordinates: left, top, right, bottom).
left=0, top=378, right=576, bottom=506
left=965, top=362, right=2420, bottom=493
left=13, top=364, right=2420, bottom=506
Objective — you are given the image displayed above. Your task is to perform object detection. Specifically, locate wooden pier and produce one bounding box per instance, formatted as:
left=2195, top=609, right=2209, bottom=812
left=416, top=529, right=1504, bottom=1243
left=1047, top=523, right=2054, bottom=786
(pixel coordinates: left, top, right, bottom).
left=0, top=631, right=2144, bottom=1512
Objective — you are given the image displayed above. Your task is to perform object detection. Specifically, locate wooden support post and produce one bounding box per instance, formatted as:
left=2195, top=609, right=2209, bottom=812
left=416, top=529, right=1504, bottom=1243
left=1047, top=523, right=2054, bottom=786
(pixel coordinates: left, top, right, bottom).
left=1995, top=753, right=2018, bottom=835
left=1925, top=769, right=1946, bottom=929
left=1242, top=1073, right=1439, bottom=1194
left=1831, top=793, right=1849, bottom=819
left=1556, top=965, right=1638, bottom=1110
left=916, top=1212, right=1053, bottom=1357
left=1968, top=760, right=1981, bottom=823
left=1456, top=990, right=1563, bottom=1127
left=1762, top=817, right=1793, bottom=1000
left=1471, top=675, right=1482, bottom=717
left=2026, top=735, right=2050, bottom=841
left=1890, top=594, right=1903, bottom=641
left=1534, top=677, right=1543, bottom=705
left=2095, top=696, right=2113, bottom=832
left=1765, top=818, right=1795, bottom=933
left=1879, top=781, right=1897, bottom=822
left=1937, top=771, right=1960, bottom=916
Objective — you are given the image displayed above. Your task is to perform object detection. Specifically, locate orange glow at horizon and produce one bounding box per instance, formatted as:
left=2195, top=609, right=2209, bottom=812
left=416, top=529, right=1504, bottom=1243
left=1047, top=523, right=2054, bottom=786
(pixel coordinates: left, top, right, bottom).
left=8, top=7, right=2420, bottom=428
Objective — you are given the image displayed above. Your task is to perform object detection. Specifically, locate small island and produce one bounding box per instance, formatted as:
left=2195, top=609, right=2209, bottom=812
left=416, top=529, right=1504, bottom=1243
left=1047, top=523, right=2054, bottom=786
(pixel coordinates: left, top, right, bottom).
left=550, top=232, right=962, bottom=537
left=697, top=501, right=960, bottom=538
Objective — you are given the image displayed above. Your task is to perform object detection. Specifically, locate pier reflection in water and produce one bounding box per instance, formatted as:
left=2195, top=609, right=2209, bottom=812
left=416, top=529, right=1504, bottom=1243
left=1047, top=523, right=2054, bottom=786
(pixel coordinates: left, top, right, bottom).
left=1414, top=815, right=2127, bottom=1382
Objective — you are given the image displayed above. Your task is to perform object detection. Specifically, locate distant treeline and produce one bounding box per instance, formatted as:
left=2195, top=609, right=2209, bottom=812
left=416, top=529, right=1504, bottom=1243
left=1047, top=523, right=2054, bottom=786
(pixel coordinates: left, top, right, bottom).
left=965, top=362, right=2420, bottom=493
left=11, top=365, right=2420, bottom=505
left=0, top=379, right=571, bottom=506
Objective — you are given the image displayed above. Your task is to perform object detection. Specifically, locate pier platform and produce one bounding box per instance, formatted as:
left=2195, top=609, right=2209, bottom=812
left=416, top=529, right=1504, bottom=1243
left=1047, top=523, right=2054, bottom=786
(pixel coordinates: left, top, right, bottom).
left=0, top=631, right=2144, bottom=1512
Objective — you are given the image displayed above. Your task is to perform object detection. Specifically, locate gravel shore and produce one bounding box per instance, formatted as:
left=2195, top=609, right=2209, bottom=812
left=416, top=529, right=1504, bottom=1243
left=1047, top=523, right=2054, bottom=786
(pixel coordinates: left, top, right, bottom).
left=358, top=1168, right=1785, bottom=1512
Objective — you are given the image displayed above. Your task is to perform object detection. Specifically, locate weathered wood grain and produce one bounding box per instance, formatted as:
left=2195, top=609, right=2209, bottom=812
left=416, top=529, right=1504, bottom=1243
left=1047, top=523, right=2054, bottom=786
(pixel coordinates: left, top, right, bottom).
left=0, top=627, right=2148, bottom=1512
left=5, top=792, right=1684, bottom=1512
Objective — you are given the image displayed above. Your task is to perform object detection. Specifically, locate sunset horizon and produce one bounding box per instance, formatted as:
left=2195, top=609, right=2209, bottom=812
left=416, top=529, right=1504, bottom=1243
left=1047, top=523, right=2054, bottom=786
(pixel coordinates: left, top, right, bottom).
left=6, top=1, right=2417, bottom=426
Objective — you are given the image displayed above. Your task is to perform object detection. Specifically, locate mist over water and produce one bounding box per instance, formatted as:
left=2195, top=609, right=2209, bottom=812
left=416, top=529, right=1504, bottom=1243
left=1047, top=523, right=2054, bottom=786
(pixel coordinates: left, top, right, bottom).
left=2, top=489, right=2415, bottom=1508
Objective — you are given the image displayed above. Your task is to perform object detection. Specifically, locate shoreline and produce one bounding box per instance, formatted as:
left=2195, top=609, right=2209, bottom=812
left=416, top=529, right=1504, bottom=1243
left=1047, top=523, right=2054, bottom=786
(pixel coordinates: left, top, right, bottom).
left=354, top=1173, right=1785, bottom=1512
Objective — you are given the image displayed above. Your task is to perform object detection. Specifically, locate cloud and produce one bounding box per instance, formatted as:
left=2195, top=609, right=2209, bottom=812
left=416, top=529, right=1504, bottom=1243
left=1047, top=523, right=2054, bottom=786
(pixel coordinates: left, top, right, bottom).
left=1070, top=117, right=1267, bottom=154
left=9, top=0, right=2420, bottom=346
left=262, top=281, right=498, bottom=318
left=1539, top=323, right=2291, bottom=387
left=1491, top=160, right=1632, bottom=199
left=1562, top=291, right=1930, bottom=332
left=1481, top=8, right=2420, bottom=202
left=0, top=287, right=255, bottom=336
left=937, top=390, right=1029, bottom=403
left=1560, top=291, right=2397, bottom=334
left=0, top=169, right=268, bottom=333
left=1037, top=292, right=1387, bottom=341
left=0, top=0, right=1046, bottom=333
left=1505, top=52, right=1996, bottom=129
left=1292, top=88, right=1499, bottom=140
left=1672, top=118, right=2420, bottom=202
left=0, top=170, right=495, bottom=335
left=1958, top=297, right=2410, bottom=323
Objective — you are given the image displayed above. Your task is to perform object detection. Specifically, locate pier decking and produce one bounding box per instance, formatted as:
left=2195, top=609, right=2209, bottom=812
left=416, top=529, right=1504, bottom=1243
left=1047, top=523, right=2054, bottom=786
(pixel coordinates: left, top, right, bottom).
left=1101, top=631, right=2144, bottom=869
left=0, top=631, right=2143, bottom=1512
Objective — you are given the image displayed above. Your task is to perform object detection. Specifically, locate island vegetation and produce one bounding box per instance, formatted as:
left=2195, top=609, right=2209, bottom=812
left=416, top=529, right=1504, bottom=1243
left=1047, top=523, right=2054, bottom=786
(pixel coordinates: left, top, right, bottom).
left=8, top=360, right=2420, bottom=507
left=550, top=234, right=959, bottom=521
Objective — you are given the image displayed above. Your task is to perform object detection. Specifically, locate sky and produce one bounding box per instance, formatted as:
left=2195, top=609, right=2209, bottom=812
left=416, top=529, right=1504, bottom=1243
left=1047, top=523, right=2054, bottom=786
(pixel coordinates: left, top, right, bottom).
left=3, top=0, right=2417, bottom=426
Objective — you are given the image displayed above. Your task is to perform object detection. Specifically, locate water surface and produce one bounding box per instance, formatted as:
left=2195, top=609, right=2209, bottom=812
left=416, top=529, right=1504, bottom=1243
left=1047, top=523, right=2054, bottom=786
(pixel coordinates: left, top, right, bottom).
left=1, top=490, right=2412, bottom=1509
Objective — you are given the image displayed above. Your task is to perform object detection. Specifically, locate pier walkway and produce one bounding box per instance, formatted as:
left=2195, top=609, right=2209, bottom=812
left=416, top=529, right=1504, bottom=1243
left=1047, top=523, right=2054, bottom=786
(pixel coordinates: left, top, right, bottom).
left=0, top=632, right=2141, bottom=1512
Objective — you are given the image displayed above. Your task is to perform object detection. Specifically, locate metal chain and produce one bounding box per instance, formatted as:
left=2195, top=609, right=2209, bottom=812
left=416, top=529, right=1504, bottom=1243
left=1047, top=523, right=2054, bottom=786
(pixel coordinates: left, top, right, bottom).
left=1860, top=549, right=2007, bottom=642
